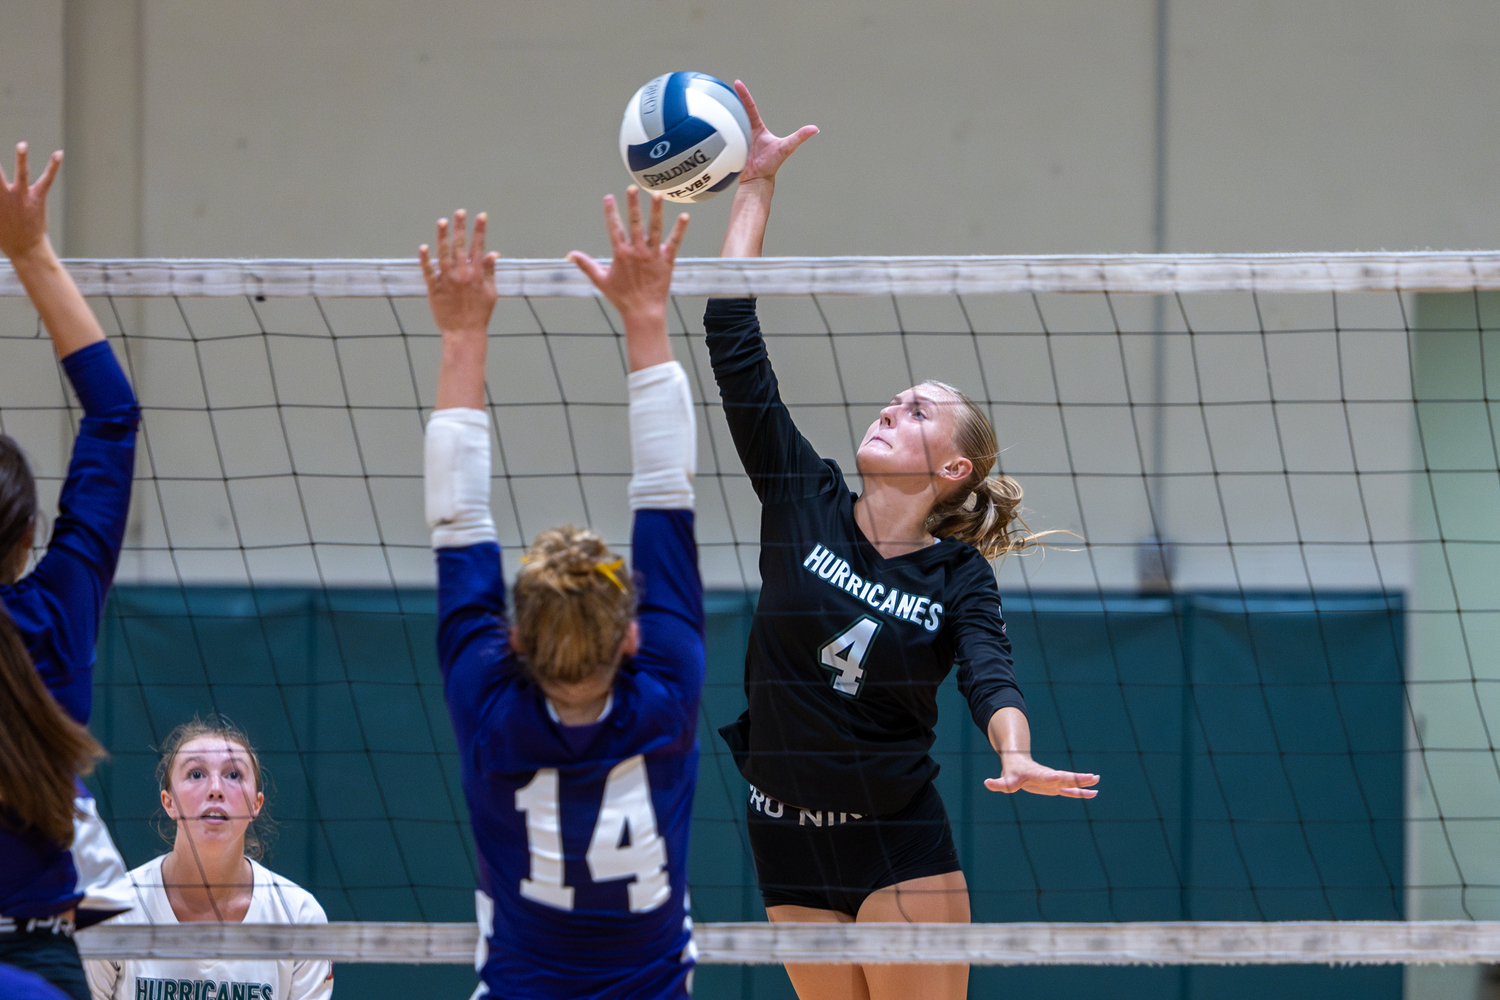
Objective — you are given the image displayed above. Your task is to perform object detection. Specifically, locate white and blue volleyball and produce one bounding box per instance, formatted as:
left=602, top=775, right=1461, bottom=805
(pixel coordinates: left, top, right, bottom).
left=620, top=72, right=751, bottom=203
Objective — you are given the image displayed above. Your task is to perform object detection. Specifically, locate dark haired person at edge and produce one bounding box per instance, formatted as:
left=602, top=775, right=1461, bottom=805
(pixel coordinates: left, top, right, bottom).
left=85, top=719, right=332, bottom=1000
left=423, top=191, right=703, bottom=999
left=703, top=84, right=1102, bottom=1000
left=0, top=143, right=140, bottom=1000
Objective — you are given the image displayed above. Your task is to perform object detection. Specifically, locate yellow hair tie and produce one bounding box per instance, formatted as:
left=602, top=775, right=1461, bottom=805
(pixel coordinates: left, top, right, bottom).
left=594, top=557, right=627, bottom=592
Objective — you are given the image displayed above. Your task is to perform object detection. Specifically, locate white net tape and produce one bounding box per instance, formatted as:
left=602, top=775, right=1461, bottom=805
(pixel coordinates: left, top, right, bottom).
left=73, top=920, right=1500, bottom=965
left=4, top=251, right=1500, bottom=298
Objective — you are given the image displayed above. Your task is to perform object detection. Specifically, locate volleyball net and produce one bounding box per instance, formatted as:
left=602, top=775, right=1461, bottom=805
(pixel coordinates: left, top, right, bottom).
left=5, top=252, right=1500, bottom=975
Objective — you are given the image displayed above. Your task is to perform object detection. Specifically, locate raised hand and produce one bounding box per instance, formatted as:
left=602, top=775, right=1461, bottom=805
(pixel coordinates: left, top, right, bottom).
left=0, top=142, right=62, bottom=262
left=734, top=81, right=818, bottom=187
left=424, top=210, right=498, bottom=411
left=568, top=186, right=688, bottom=342
left=985, top=754, right=1101, bottom=799
left=420, top=209, right=498, bottom=337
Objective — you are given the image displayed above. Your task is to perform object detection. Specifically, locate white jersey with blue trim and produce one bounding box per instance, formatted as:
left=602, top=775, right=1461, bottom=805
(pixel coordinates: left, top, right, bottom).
left=438, top=509, right=704, bottom=1000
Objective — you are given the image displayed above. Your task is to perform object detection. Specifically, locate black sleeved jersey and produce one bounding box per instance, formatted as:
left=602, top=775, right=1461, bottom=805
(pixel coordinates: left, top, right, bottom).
left=705, top=297, right=1027, bottom=816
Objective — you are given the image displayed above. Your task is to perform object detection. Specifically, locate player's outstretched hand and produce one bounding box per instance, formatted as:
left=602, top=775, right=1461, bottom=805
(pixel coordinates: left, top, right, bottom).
left=985, top=755, right=1100, bottom=799
left=568, top=186, right=688, bottom=323
left=420, top=209, right=498, bottom=337
left=734, top=81, right=818, bottom=186
left=0, top=142, right=62, bottom=263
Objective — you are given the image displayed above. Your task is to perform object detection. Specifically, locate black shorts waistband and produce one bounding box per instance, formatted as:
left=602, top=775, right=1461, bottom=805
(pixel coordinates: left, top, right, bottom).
left=748, top=785, right=870, bottom=825
left=0, top=915, right=75, bottom=938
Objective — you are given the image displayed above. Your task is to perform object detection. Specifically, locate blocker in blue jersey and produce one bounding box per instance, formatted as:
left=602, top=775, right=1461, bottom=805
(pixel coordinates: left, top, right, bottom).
left=420, top=190, right=703, bottom=1000
left=0, top=141, right=139, bottom=1000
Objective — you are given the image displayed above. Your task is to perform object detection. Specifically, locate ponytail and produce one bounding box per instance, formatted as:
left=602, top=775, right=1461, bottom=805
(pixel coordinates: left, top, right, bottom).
left=921, top=380, right=1058, bottom=560
left=927, top=470, right=1040, bottom=560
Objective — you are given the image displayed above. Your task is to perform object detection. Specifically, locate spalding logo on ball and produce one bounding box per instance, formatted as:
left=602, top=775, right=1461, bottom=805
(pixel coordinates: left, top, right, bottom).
left=620, top=72, right=751, bottom=203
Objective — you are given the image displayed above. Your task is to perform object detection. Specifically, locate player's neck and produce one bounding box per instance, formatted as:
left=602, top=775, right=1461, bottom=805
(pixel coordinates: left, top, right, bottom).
left=161, top=846, right=254, bottom=923
left=547, top=691, right=612, bottom=727
left=853, top=486, right=936, bottom=560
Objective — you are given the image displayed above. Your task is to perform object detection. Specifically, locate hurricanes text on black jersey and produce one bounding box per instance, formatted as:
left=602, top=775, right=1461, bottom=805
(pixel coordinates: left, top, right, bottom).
left=705, top=297, right=1026, bottom=816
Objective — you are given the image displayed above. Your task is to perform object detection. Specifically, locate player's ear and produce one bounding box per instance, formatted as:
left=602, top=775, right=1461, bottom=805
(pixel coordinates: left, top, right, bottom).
left=160, top=788, right=178, bottom=821
left=619, top=620, right=640, bottom=660
left=940, top=456, right=973, bottom=485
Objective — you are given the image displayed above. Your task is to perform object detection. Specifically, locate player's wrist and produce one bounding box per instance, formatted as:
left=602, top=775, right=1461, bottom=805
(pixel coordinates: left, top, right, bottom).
left=439, top=322, right=491, bottom=344
left=619, top=302, right=668, bottom=328
left=6, top=235, right=59, bottom=272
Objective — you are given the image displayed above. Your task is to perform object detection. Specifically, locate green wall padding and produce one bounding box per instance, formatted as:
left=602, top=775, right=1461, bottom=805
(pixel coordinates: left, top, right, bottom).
left=88, top=588, right=1402, bottom=1000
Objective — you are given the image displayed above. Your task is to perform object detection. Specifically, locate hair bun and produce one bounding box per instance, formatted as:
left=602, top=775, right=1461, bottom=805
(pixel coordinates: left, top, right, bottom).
left=513, top=526, right=637, bottom=686
left=523, top=527, right=614, bottom=592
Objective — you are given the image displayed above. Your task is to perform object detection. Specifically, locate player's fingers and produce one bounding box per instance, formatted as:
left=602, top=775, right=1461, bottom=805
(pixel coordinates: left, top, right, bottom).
left=418, top=245, right=436, bottom=288
left=32, top=150, right=62, bottom=200
left=435, top=218, right=450, bottom=267
left=663, top=212, right=690, bottom=261
left=784, top=125, right=820, bottom=155
left=566, top=251, right=608, bottom=290
left=1057, top=771, right=1101, bottom=787
left=452, top=209, right=468, bottom=260
left=483, top=251, right=497, bottom=282
left=14, top=142, right=29, bottom=190
left=646, top=191, right=664, bottom=248
left=1059, top=787, right=1100, bottom=799
left=735, top=81, right=765, bottom=132
left=602, top=194, right=625, bottom=250
left=472, top=211, right=489, bottom=261
left=625, top=185, right=644, bottom=246
left=983, top=776, right=1020, bottom=794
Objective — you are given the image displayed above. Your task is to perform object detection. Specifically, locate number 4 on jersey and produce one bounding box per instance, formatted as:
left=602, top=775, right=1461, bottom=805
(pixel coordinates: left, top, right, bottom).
left=515, top=755, right=670, bottom=914
left=819, top=616, right=881, bottom=697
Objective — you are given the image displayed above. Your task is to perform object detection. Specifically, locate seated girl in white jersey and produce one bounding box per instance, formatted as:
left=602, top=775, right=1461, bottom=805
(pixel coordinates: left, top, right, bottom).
left=701, top=83, right=1102, bottom=1000
left=85, top=719, right=333, bottom=1000
left=420, top=192, right=704, bottom=999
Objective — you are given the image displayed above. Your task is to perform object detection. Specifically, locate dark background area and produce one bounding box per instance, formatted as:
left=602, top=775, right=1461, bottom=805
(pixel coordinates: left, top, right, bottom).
left=87, top=587, right=1404, bottom=999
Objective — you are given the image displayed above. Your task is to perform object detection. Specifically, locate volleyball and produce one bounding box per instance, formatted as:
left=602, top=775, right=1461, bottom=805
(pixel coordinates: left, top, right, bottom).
left=619, top=72, right=751, bottom=203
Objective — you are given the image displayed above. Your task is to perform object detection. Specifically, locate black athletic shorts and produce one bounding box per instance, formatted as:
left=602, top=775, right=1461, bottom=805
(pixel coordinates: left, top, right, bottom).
left=0, top=915, right=89, bottom=1000
left=745, top=780, right=961, bottom=917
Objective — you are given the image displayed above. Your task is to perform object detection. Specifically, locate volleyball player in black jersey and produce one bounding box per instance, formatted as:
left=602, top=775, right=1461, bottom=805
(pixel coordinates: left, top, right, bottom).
left=704, top=84, right=1101, bottom=1000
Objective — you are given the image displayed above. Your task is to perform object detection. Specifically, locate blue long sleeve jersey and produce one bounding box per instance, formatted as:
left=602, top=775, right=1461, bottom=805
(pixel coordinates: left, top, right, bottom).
left=438, top=510, right=705, bottom=1000
left=0, top=340, right=139, bottom=919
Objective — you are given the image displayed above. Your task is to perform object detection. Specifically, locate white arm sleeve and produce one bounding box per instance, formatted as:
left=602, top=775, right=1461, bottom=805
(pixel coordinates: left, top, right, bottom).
left=72, top=795, right=132, bottom=922
left=84, top=957, right=121, bottom=1000
left=628, top=361, right=696, bottom=510
left=424, top=408, right=498, bottom=549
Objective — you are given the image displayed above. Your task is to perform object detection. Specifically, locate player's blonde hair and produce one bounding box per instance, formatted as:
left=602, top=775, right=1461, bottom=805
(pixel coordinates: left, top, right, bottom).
left=156, top=716, right=272, bottom=861
left=512, top=526, right=637, bottom=687
left=922, top=380, right=1048, bottom=560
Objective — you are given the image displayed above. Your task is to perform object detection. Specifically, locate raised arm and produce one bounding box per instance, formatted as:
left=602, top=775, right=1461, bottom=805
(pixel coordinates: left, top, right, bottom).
left=0, top=144, right=105, bottom=360
left=570, top=188, right=696, bottom=512
left=718, top=81, right=819, bottom=259
left=568, top=186, right=688, bottom=376
left=423, top=210, right=498, bottom=411
left=0, top=143, right=138, bottom=725
left=572, top=190, right=704, bottom=699
left=421, top=209, right=508, bottom=744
